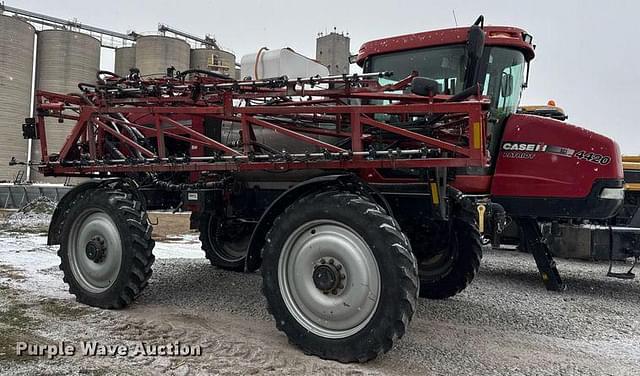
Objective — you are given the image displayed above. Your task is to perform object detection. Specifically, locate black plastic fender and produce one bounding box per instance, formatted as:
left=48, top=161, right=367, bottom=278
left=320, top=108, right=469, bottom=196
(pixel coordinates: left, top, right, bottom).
left=244, top=173, right=392, bottom=272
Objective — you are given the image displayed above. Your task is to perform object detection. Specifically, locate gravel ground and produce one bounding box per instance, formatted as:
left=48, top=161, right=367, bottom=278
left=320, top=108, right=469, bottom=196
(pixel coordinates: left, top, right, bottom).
left=1, top=229, right=639, bottom=375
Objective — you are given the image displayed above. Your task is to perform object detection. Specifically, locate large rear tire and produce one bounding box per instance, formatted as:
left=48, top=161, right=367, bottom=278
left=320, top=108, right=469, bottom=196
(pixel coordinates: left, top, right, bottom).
left=261, top=191, right=418, bottom=363
left=58, top=188, right=155, bottom=309
left=199, top=214, right=250, bottom=272
left=416, top=219, right=482, bottom=299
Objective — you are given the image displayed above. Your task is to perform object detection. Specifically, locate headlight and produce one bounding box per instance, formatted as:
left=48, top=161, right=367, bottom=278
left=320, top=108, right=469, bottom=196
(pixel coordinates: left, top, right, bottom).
left=599, top=187, right=624, bottom=200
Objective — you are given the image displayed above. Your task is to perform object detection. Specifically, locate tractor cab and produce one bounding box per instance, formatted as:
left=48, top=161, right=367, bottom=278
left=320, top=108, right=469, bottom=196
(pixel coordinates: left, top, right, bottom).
left=358, top=29, right=532, bottom=114
left=357, top=19, right=535, bottom=163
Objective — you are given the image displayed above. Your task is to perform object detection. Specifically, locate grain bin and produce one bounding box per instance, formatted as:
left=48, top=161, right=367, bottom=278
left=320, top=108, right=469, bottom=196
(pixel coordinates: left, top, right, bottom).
left=114, top=46, right=136, bottom=76
left=135, top=36, right=189, bottom=77
left=0, top=15, right=35, bottom=182
left=190, top=48, right=235, bottom=77
left=190, top=48, right=236, bottom=156
left=33, top=29, right=100, bottom=182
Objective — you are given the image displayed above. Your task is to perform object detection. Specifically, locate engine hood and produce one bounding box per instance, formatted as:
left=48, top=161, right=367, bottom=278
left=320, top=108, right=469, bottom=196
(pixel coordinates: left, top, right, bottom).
left=491, top=114, right=623, bottom=198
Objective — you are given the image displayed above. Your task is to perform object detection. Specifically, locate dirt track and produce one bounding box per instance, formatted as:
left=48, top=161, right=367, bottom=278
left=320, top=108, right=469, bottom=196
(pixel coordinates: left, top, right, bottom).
left=1, top=220, right=639, bottom=375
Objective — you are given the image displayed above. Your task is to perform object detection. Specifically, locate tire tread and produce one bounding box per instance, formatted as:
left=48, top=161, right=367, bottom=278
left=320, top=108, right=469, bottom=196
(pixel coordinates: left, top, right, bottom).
left=57, top=188, right=154, bottom=309
left=261, top=190, right=418, bottom=363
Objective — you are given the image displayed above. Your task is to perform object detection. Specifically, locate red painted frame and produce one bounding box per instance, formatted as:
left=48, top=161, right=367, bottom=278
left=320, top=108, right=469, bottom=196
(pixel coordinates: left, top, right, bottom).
left=34, top=75, right=490, bottom=178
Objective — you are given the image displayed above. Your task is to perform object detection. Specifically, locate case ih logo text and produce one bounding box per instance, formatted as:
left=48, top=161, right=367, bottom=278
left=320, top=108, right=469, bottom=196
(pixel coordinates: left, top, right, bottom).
left=501, top=142, right=609, bottom=164
left=502, top=142, right=548, bottom=152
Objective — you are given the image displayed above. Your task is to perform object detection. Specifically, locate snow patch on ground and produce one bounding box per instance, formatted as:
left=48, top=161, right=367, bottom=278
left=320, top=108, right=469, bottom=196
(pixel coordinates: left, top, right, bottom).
left=0, top=198, right=202, bottom=299
left=0, top=231, right=203, bottom=301
left=152, top=234, right=204, bottom=259
left=0, top=233, right=67, bottom=299
left=1, top=197, right=56, bottom=233
left=4, top=213, right=51, bottom=232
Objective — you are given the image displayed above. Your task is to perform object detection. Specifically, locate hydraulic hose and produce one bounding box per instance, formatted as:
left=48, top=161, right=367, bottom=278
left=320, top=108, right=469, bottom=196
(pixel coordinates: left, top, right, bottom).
left=424, top=83, right=483, bottom=126
left=178, top=69, right=231, bottom=80
left=254, top=47, right=269, bottom=80
left=149, top=175, right=228, bottom=191
left=97, top=70, right=121, bottom=79
left=104, top=140, right=126, bottom=159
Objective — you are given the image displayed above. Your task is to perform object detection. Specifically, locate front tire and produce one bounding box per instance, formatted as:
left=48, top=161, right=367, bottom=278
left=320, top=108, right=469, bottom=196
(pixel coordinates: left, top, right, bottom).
left=261, top=191, right=418, bottom=363
left=58, top=188, right=155, bottom=309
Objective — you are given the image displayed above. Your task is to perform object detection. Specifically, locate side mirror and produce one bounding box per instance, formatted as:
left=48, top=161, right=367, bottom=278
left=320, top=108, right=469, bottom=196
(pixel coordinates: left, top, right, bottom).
left=411, top=77, right=441, bottom=96
left=501, top=73, right=513, bottom=97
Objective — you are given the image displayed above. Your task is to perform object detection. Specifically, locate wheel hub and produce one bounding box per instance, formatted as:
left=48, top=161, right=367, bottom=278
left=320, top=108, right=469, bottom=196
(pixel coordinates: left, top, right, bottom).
left=85, top=236, right=106, bottom=263
left=68, top=209, right=123, bottom=293
left=313, top=257, right=346, bottom=295
left=278, top=221, right=380, bottom=339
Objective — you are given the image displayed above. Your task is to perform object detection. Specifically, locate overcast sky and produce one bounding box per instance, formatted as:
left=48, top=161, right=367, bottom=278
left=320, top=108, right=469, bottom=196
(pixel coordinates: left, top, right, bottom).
left=9, top=0, right=640, bottom=153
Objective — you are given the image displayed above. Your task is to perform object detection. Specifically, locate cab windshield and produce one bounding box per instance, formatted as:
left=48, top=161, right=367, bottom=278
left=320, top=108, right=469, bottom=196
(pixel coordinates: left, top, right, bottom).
left=365, top=45, right=527, bottom=115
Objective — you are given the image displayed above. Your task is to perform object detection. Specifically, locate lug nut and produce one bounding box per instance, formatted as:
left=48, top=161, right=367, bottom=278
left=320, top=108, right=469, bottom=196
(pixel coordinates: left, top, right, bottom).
left=328, top=259, right=334, bottom=264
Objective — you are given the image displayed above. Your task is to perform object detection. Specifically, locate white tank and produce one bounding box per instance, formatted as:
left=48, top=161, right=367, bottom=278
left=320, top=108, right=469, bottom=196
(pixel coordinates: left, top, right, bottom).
left=241, top=48, right=329, bottom=80
left=240, top=49, right=333, bottom=152
left=0, top=15, right=35, bottom=182
left=135, top=36, right=190, bottom=77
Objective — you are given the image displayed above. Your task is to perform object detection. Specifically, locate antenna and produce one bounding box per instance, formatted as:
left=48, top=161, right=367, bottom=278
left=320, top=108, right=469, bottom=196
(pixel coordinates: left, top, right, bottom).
left=452, top=10, right=458, bottom=26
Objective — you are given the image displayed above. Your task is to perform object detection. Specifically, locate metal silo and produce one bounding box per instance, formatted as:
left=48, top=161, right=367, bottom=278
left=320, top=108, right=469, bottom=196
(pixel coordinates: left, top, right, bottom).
left=135, top=36, right=189, bottom=77
left=189, top=48, right=236, bottom=157
left=114, top=46, right=136, bottom=76
left=190, top=48, right=236, bottom=77
left=0, top=15, right=35, bottom=182
left=33, top=29, right=100, bottom=182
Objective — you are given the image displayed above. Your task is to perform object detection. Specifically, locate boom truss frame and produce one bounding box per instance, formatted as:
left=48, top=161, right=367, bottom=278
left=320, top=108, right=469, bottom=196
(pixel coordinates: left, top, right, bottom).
left=32, top=72, right=490, bottom=178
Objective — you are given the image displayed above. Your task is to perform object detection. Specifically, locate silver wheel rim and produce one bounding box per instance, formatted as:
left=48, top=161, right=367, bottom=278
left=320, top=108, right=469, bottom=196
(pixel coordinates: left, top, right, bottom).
left=68, top=209, right=123, bottom=293
left=278, top=220, right=381, bottom=339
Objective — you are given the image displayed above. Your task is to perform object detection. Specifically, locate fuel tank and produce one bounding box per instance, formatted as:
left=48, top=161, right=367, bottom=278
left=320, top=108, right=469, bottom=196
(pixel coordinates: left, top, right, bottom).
left=491, top=114, right=623, bottom=219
